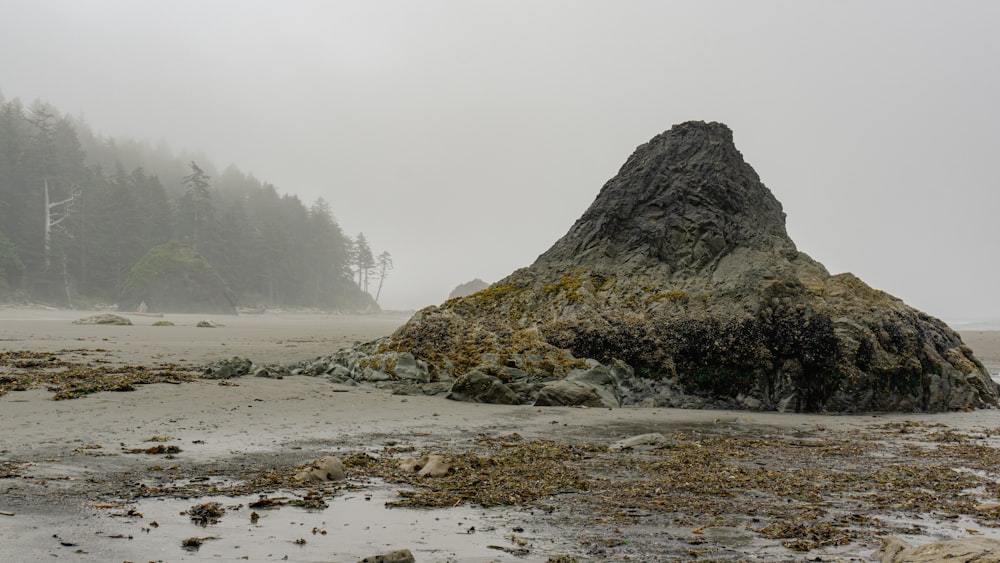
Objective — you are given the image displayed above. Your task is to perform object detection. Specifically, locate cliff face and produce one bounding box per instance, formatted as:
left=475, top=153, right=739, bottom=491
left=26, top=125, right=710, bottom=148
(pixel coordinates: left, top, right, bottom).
left=329, top=121, right=997, bottom=413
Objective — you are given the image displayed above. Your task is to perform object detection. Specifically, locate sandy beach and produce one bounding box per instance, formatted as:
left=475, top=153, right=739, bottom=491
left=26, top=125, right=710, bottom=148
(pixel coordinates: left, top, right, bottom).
left=4, top=308, right=1000, bottom=561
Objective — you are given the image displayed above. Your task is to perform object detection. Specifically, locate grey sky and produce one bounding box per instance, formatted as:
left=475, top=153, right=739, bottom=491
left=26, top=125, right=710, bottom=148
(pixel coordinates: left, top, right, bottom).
left=1, top=1, right=998, bottom=319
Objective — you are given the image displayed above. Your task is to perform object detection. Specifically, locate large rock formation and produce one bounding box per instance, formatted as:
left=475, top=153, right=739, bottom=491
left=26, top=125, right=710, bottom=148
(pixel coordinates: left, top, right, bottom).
left=448, top=278, right=490, bottom=300
left=312, top=121, right=997, bottom=413
left=119, top=242, right=237, bottom=314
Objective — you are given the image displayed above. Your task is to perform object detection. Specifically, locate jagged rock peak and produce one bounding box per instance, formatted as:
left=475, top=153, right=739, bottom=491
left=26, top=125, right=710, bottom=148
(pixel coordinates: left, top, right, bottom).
left=536, top=120, right=796, bottom=273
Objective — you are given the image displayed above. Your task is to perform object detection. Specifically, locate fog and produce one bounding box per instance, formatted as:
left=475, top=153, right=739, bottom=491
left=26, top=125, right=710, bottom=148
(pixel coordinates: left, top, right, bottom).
left=2, top=1, right=998, bottom=320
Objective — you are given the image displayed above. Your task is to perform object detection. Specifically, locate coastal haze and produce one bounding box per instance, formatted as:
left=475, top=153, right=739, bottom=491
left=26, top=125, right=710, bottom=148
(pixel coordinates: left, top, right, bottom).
left=1, top=1, right=998, bottom=319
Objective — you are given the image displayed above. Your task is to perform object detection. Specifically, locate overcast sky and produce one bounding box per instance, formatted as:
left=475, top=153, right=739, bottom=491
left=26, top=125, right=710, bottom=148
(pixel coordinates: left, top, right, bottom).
left=1, top=1, right=998, bottom=320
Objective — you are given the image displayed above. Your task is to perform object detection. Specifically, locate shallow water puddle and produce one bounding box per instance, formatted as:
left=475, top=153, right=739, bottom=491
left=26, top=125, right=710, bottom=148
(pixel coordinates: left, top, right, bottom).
left=124, top=484, right=569, bottom=562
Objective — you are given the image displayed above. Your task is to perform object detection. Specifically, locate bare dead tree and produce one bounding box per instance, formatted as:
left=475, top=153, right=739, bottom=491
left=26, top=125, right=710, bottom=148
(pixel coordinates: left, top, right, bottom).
left=44, top=178, right=81, bottom=269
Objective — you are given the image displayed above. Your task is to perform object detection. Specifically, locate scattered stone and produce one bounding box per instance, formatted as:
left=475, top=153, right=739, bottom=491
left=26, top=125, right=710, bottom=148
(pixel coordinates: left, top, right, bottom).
left=609, top=433, right=667, bottom=452
left=202, top=357, right=252, bottom=378
left=358, top=548, right=415, bottom=563
left=534, top=379, right=617, bottom=408
left=72, top=314, right=131, bottom=326
left=879, top=535, right=1000, bottom=562
left=294, top=456, right=346, bottom=482
left=392, top=352, right=429, bottom=383
left=196, top=320, right=218, bottom=328
left=151, top=320, right=174, bottom=326
left=447, top=370, right=520, bottom=405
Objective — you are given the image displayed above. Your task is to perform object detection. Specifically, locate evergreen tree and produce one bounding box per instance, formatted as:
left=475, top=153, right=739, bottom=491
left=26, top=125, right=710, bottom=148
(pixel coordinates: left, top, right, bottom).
left=179, top=161, right=214, bottom=249
left=353, top=233, right=374, bottom=293
left=374, top=251, right=393, bottom=304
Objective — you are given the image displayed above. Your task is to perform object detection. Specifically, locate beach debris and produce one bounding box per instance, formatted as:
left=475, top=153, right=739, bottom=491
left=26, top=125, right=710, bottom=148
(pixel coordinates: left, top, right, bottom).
left=145, top=435, right=173, bottom=442
left=72, top=314, right=132, bottom=325
left=293, top=455, right=346, bottom=482
left=879, top=535, right=1000, bottom=562
left=186, top=502, right=225, bottom=526
left=349, top=439, right=592, bottom=508
left=396, top=454, right=451, bottom=477
left=418, top=454, right=451, bottom=477
left=181, top=535, right=219, bottom=550
left=358, top=549, right=415, bottom=563
left=488, top=544, right=531, bottom=557
left=250, top=511, right=260, bottom=523
left=0, top=510, right=14, bottom=516
left=126, top=444, right=181, bottom=455
left=249, top=496, right=286, bottom=509
left=290, top=491, right=328, bottom=509
left=398, top=457, right=423, bottom=472
left=196, top=320, right=220, bottom=328
left=609, top=433, right=667, bottom=452
left=152, top=320, right=174, bottom=326
left=0, top=349, right=198, bottom=399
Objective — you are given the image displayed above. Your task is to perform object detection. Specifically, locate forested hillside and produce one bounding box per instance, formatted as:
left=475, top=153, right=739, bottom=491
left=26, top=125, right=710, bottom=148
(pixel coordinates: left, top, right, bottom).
left=0, top=96, right=379, bottom=311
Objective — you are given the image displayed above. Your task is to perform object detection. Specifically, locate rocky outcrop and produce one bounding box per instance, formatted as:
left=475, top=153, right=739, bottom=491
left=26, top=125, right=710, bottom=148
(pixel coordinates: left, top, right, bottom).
left=301, top=121, right=998, bottom=413
left=119, top=242, right=237, bottom=315
left=448, top=278, right=490, bottom=300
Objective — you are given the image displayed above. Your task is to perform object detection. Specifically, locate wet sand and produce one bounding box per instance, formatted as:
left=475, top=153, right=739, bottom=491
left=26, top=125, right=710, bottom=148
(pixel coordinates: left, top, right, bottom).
left=3, top=308, right=1000, bottom=561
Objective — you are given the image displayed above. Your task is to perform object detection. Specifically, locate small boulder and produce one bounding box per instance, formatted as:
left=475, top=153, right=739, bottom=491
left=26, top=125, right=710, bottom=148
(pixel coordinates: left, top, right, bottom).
left=196, top=320, right=218, bottom=328
left=294, top=456, right=346, bottom=482
left=534, top=380, right=617, bottom=408
left=73, top=314, right=132, bottom=326
left=447, top=370, right=520, bottom=405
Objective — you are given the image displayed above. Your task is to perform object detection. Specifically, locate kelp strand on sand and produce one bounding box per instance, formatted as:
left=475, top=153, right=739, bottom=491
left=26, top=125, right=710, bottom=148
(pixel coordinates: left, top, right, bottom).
left=0, top=349, right=199, bottom=399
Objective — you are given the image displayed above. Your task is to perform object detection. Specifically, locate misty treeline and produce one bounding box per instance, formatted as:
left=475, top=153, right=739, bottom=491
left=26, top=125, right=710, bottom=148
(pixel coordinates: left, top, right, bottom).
left=0, top=96, right=389, bottom=310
